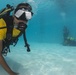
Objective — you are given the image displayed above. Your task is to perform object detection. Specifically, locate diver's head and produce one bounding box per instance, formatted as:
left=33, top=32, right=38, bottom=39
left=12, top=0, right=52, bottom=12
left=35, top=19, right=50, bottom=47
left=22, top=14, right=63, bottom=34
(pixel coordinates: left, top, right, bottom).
left=14, top=3, right=33, bottom=21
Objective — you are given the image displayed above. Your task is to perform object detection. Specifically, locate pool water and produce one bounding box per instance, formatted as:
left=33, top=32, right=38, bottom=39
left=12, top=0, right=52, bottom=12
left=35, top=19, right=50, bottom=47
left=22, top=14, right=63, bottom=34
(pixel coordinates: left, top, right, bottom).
left=0, top=0, right=76, bottom=75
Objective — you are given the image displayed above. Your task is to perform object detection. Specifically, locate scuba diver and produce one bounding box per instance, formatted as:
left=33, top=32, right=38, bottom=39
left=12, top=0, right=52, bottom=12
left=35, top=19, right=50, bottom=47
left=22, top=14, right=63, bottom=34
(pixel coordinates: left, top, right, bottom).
left=63, top=26, right=76, bottom=46
left=0, top=3, right=33, bottom=75
left=63, top=26, right=70, bottom=42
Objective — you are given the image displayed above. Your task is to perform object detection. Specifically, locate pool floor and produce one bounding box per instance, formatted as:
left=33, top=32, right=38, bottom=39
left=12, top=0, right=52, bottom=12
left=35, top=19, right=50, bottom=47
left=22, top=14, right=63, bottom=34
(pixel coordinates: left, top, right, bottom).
left=0, top=43, right=76, bottom=75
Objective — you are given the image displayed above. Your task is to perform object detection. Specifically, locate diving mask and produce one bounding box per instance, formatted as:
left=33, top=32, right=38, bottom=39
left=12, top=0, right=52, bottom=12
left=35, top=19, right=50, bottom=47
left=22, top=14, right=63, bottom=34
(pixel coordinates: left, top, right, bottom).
left=14, top=8, right=32, bottom=21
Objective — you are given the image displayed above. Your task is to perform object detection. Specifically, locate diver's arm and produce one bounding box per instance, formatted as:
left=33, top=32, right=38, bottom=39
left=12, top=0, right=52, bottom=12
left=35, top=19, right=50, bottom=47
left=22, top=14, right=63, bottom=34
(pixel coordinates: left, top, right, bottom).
left=0, top=40, right=13, bottom=73
left=0, top=40, right=18, bottom=75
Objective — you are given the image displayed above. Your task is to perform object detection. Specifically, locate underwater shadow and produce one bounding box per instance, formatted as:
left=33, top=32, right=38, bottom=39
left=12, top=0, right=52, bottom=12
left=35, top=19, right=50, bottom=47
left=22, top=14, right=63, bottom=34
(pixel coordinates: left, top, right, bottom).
left=0, top=57, right=28, bottom=75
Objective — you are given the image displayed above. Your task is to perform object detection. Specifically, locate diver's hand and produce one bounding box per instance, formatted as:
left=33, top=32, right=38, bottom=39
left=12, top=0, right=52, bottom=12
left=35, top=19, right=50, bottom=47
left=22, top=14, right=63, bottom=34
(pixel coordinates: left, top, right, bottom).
left=9, top=71, right=19, bottom=75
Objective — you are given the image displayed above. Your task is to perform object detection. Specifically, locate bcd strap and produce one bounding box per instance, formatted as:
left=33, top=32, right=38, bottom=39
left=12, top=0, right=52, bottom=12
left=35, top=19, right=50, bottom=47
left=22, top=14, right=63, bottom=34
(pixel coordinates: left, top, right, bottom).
left=2, top=16, right=14, bottom=40
left=1, top=16, right=14, bottom=55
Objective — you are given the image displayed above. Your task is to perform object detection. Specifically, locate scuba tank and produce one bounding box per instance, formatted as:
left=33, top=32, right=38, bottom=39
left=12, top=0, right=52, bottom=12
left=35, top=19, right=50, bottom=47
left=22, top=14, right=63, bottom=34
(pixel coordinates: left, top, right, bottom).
left=0, top=4, right=14, bottom=17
